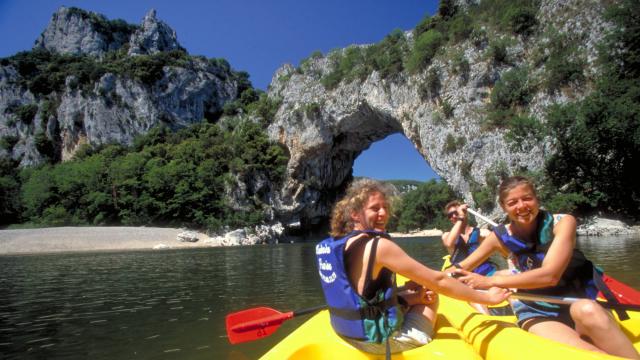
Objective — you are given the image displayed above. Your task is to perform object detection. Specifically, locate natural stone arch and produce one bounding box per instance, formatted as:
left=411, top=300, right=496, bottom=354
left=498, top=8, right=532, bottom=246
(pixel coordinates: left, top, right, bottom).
left=268, top=100, right=428, bottom=233
left=268, top=94, right=517, bottom=236
left=267, top=60, right=548, bottom=235
left=264, top=0, right=612, bottom=235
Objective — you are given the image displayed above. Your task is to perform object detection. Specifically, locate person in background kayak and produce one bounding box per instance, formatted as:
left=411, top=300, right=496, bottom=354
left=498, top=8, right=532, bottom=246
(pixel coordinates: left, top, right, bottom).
left=450, top=176, right=639, bottom=359
left=442, top=200, right=498, bottom=314
left=442, top=200, right=497, bottom=275
left=316, top=178, right=510, bottom=356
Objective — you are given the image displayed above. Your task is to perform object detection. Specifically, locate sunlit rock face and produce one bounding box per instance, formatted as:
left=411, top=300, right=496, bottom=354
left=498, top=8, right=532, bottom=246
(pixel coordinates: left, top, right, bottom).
left=53, top=63, right=238, bottom=162
left=128, top=9, right=183, bottom=56
left=266, top=0, right=612, bottom=230
left=0, top=1, right=615, bottom=234
left=34, top=7, right=183, bottom=57
left=34, top=6, right=134, bottom=57
left=1, top=7, right=239, bottom=166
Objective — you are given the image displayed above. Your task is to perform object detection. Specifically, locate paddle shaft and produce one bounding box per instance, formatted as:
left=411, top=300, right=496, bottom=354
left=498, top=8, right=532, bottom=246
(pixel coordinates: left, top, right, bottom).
left=467, top=208, right=498, bottom=227
left=509, top=292, right=640, bottom=311
left=292, top=304, right=327, bottom=317
left=229, top=284, right=414, bottom=333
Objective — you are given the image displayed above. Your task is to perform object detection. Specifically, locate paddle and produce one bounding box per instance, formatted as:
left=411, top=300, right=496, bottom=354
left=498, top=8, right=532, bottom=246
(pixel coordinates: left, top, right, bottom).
left=226, top=304, right=327, bottom=344
left=509, top=292, right=640, bottom=312
left=225, top=282, right=420, bottom=344
left=467, top=208, right=498, bottom=227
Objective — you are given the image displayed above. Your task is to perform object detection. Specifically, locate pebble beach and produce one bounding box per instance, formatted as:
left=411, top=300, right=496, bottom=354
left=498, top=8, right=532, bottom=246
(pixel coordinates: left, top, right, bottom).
left=0, top=226, right=445, bottom=255
left=0, top=226, right=211, bottom=255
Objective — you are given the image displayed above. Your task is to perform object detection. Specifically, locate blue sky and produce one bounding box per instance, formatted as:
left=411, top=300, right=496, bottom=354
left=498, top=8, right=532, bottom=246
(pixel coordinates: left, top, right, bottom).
left=0, top=0, right=440, bottom=181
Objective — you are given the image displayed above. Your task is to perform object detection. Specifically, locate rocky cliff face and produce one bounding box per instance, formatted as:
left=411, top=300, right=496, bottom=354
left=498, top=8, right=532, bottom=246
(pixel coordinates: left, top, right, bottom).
left=34, top=6, right=136, bottom=57
left=128, top=9, right=183, bottom=56
left=0, top=2, right=618, bottom=235
left=34, top=7, right=183, bottom=57
left=1, top=7, right=239, bottom=166
left=266, top=0, right=612, bottom=229
left=54, top=62, right=236, bottom=162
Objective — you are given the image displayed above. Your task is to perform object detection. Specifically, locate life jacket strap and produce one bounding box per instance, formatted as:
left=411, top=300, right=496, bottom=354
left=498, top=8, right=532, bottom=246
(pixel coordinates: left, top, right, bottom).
left=328, top=294, right=399, bottom=320
left=592, top=268, right=629, bottom=320
left=328, top=307, right=363, bottom=320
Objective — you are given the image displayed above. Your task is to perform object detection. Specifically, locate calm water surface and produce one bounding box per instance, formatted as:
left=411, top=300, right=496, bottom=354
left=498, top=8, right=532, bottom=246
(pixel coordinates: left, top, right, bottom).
left=1, top=235, right=639, bottom=360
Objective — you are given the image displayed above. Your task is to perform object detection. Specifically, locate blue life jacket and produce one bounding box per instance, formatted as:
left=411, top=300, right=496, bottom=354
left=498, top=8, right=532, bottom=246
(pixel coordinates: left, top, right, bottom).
left=315, top=230, right=403, bottom=343
left=494, top=211, right=598, bottom=298
left=450, top=227, right=497, bottom=276
left=494, top=211, right=629, bottom=320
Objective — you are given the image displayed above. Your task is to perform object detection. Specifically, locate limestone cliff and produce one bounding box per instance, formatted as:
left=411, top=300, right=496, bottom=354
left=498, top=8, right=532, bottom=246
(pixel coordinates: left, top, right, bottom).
left=1, top=7, right=240, bottom=166
left=34, top=6, right=137, bottom=57
left=266, top=0, right=612, bottom=228
left=0, top=1, right=621, bottom=235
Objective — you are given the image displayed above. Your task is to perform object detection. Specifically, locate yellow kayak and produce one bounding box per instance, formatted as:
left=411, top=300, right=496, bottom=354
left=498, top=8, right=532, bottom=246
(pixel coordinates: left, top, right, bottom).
left=260, top=304, right=482, bottom=359
left=440, top=290, right=640, bottom=359
left=260, top=276, right=640, bottom=359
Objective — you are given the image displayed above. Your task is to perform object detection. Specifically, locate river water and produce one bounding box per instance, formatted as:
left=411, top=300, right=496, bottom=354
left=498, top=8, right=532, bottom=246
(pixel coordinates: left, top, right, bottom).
left=0, top=235, right=638, bottom=360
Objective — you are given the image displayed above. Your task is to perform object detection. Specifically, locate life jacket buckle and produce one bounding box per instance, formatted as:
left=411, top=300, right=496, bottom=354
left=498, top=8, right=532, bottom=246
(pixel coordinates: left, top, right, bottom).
left=361, top=305, right=382, bottom=320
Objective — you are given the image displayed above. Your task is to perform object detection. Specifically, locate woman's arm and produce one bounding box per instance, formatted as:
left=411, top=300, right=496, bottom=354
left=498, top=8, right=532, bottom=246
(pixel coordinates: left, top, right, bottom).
left=459, top=215, right=577, bottom=290
left=376, top=238, right=510, bottom=305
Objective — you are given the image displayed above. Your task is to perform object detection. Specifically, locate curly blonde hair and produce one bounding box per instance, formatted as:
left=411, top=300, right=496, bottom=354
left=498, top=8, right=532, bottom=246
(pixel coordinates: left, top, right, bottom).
left=329, top=178, right=396, bottom=238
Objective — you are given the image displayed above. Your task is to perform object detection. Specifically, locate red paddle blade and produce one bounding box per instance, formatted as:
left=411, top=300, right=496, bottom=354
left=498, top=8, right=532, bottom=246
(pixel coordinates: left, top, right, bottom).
left=599, top=274, right=640, bottom=305
left=225, top=306, right=294, bottom=344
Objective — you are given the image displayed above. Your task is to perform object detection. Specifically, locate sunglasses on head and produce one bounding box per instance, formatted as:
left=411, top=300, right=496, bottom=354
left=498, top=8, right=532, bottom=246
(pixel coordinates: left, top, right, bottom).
left=446, top=211, right=457, bottom=218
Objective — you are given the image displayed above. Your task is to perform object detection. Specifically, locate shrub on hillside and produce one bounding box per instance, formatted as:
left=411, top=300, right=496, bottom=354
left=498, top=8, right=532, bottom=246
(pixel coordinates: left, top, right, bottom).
left=406, top=30, right=445, bottom=74
left=491, top=66, right=533, bottom=110
left=13, top=104, right=38, bottom=124
left=543, top=32, right=585, bottom=92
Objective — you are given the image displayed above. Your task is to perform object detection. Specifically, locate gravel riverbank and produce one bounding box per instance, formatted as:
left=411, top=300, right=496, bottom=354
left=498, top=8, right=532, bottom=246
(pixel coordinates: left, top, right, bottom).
left=4, top=221, right=634, bottom=255
left=0, top=226, right=210, bottom=255
left=0, top=226, right=444, bottom=255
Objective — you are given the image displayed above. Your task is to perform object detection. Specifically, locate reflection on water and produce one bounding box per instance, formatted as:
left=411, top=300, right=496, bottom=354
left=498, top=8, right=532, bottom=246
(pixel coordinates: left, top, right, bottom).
left=0, top=235, right=638, bottom=359
left=577, top=235, right=640, bottom=288
left=0, top=245, right=326, bottom=360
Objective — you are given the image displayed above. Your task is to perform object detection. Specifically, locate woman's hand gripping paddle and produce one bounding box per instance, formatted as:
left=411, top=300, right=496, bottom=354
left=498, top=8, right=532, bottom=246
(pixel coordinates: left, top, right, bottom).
left=225, top=305, right=326, bottom=344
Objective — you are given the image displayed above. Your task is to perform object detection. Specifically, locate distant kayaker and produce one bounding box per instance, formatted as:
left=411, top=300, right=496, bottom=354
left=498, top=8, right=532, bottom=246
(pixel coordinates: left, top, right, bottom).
left=442, top=200, right=499, bottom=275
left=451, top=176, right=640, bottom=359
left=315, top=178, right=510, bottom=356
left=441, top=200, right=498, bottom=314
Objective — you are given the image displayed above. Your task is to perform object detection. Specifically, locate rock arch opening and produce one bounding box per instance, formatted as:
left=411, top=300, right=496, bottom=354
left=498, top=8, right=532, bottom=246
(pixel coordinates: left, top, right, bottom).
left=353, top=133, right=439, bottom=182
left=273, top=103, right=438, bottom=237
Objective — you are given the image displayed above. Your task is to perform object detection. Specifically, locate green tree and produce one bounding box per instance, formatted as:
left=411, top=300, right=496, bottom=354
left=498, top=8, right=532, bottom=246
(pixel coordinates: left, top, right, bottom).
left=545, top=0, right=640, bottom=218
left=391, top=180, right=457, bottom=232
left=0, top=158, right=22, bottom=226
left=20, top=165, right=58, bottom=223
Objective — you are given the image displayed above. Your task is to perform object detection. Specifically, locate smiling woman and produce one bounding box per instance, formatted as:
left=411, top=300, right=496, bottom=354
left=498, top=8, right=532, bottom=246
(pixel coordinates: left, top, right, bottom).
left=315, top=178, right=509, bottom=356
left=452, top=175, right=640, bottom=359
